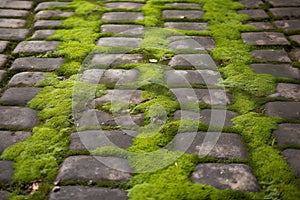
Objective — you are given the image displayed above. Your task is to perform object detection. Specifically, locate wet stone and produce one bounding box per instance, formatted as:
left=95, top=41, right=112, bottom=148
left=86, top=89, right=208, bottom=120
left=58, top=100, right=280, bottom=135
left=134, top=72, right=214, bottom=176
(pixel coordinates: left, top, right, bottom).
left=104, top=2, right=144, bottom=9
left=0, top=70, right=6, bottom=83
left=247, top=22, right=275, bottom=30
left=91, top=54, right=144, bottom=67
left=0, top=1, right=33, bottom=9
left=33, top=20, right=62, bottom=29
left=238, top=10, right=269, bottom=20
left=290, top=48, right=300, bottom=62
left=102, top=12, right=144, bottom=21
left=162, top=10, right=204, bottom=19
left=13, top=41, right=60, bottom=54
left=0, top=18, right=26, bottom=28
left=0, top=54, right=8, bottom=67
left=101, top=24, right=144, bottom=35
left=0, top=161, right=14, bottom=184
left=272, top=83, right=300, bottom=101
left=252, top=49, right=291, bottom=63
left=0, top=190, right=9, bottom=200
left=168, top=36, right=215, bottom=50
left=169, top=54, right=217, bottom=69
left=273, top=123, right=300, bottom=146
left=274, top=20, right=300, bottom=31
left=56, top=156, right=132, bottom=182
left=97, top=37, right=142, bottom=48
left=70, top=130, right=135, bottom=151
left=164, top=22, right=208, bottom=31
left=0, top=9, right=30, bottom=17
left=35, top=10, right=74, bottom=20
left=240, top=0, right=264, bottom=8
left=0, top=28, right=28, bottom=40
left=173, top=132, right=247, bottom=159
left=165, top=3, right=202, bottom=8
left=0, top=131, right=31, bottom=154
left=35, top=2, right=70, bottom=12
left=191, top=163, right=260, bottom=192
left=290, top=35, right=300, bottom=45
left=242, top=32, right=289, bottom=46
left=282, top=149, right=300, bottom=176
left=0, top=87, right=41, bottom=106
left=82, top=69, right=139, bottom=84
left=0, top=41, right=9, bottom=52
left=270, top=8, right=300, bottom=18
left=267, top=0, right=300, bottom=7
left=31, top=30, right=55, bottom=39
left=49, top=186, right=128, bottom=200
left=250, top=64, right=300, bottom=79
left=265, top=102, right=300, bottom=119
left=10, top=57, right=64, bottom=72
left=93, top=90, right=142, bottom=104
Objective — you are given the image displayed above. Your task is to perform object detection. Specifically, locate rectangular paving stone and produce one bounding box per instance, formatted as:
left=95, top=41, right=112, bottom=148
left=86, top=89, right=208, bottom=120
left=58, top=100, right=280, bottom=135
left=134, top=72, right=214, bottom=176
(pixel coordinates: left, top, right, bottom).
left=0, top=106, right=38, bottom=129
left=97, top=37, right=142, bottom=48
left=0, top=161, right=14, bottom=184
left=164, top=22, right=208, bottom=31
left=0, top=87, right=41, bottom=106
left=104, top=2, right=144, bottom=9
left=49, top=186, right=128, bottom=200
left=0, top=70, right=7, bottom=83
left=168, top=36, right=215, bottom=50
left=31, top=30, right=55, bottom=39
left=270, top=7, right=300, bottom=18
left=273, top=83, right=300, bottom=101
left=0, top=9, right=30, bottom=17
left=252, top=49, right=291, bottom=63
left=165, top=2, right=202, bottom=8
left=35, top=10, right=74, bottom=20
left=0, top=41, right=9, bottom=52
left=0, top=54, right=8, bottom=67
left=0, top=131, right=31, bottom=154
left=33, top=20, right=62, bottom=29
left=102, top=12, right=144, bottom=21
left=251, top=63, right=300, bottom=79
left=242, top=32, right=290, bottom=46
left=290, top=35, right=300, bottom=45
left=238, top=9, right=269, bottom=19
left=93, top=90, right=142, bottom=104
left=13, top=41, right=60, bottom=54
left=240, top=0, right=264, bottom=9
left=56, top=156, right=132, bottom=182
left=101, top=24, right=144, bottom=35
left=0, top=28, right=28, bottom=40
left=0, top=18, right=26, bottom=28
left=168, top=54, right=217, bottom=69
left=290, top=48, right=300, bottom=62
left=162, top=10, right=204, bottom=19
left=0, top=1, right=33, bottom=9
left=10, top=57, right=64, bottom=72
left=267, top=0, right=300, bottom=7
left=274, top=20, right=300, bottom=31
left=91, top=54, right=144, bottom=68
left=247, top=22, right=275, bottom=30
left=273, top=123, right=300, bottom=146
left=8, top=72, right=46, bottom=87
left=265, top=102, right=300, bottom=119
left=282, top=149, right=300, bottom=177
left=35, top=2, right=70, bottom=12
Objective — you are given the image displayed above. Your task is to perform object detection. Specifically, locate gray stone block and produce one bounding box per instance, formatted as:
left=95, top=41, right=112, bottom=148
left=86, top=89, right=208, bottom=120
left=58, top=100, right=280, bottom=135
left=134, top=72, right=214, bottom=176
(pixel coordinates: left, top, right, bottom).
left=104, top=2, right=144, bottom=9
left=0, top=87, right=42, bottom=105
left=247, top=22, right=275, bottom=30
left=0, top=131, right=31, bottom=154
left=10, top=57, right=64, bottom=72
left=168, top=36, right=215, bottom=50
left=250, top=64, right=300, bottom=79
left=0, top=18, right=26, bottom=28
left=242, top=32, right=289, bottom=46
left=272, top=83, right=300, bottom=101
left=97, top=37, right=142, bottom=48
left=35, top=10, right=74, bottom=20
left=93, top=90, right=142, bottom=104
left=0, top=28, right=28, bottom=40
left=274, top=20, right=300, bottom=31
left=31, top=30, right=55, bottom=39
left=267, top=0, right=300, bottom=7
left=0, top=161, right=14, bottom=184
left=290, top=35, right=300, bottom=45
left=8, top=72, right=46, bottom=87
left=35, top=2, right=70, bottom=12
left=252, top=49, right=291, bottom=63
left=0, top=70, right=6, bottom=83
left=33, top=20, right=62, bottom=29
left=101, top=24, right=144, bottom=35
left=265, top=102, right=300, bottom=119
left=0, top=41, right=9, bottom=53
left=290, top=48, right=300, bottom=62
left=282, top=149, right=300, bottom=176
left=91, top=54, right=144, bottom=67
left=0, top=9, right=29, bottom=17
left=165, top=3, right=202, bottom=8
left=238, top=9, right=269, bottom=19
left=240, top=0, right=264, bottom=8
left=0, top=54, right=8, bottom=67
left=0, top=1, right=33, bottom=9
left=169, top=54, right=217, bottom=69
left=162, top=10, right=204, bottom=19
left=13, top=41, right=60, bottom=54
left=0, top=190, right=9, bottom=200
left=102, top=12, right=144, bottom=21
left=273, top=123, right=300, bottom=146
left=164, top=22, right=208, bottom=30
left=270, top=7, right=300, bottom=18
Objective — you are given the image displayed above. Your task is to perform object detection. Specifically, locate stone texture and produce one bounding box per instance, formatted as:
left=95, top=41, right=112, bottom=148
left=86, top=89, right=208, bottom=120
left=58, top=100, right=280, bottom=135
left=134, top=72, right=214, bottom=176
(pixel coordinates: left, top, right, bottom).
left=91, top=54, right=144, bottom=67
left=0, top=190, right=9, bottom=200
left=81, top=69, right=139, bottom=84
left=164, top=22, right=208, bottom=31
left=0, top=28, right=28, bottom=40
left=101, top=24, right=144, bottom=35
left=240, top=0, right=264, bottom=8
left=102, top=12, right=144, bottom=21
left=165, top=2, right=202, bottom=8
left=168, top=36, right=215, bottom=50
left=0, top=9, right=29, bottom=17
left=290, top=48, right=300, bottom=62
left=0, top=131, right=31, bottom=154
left=274, top=20, right=300, bottom=31
left=104, top=2, right=144, bottom=9
left=0, top=161, right=14, bottom=184
left=70, top=130, right=134, bottom=150
left=273, top=123, right=300, bottom=146
left=0, top=41, right=9, bottom=52
left=35, top=2, right=70, bottom=12
left=31, top=30, right=55, bottom=39
left=247, top=22, right=275, bottom=30
left=162, top=10, right=204, bottom=19
left=250, top=64, right=300, bottom=79
left=265, top=102, right=300, bottom=119
left=97, top=37, right=142, bottom=48
left=242, top=32, right=290, bottom=46
left=165, top=70, right=220, bottom=86
left=169, top=54, right=217, bottom=69
left=0, top=70, right=6, bottom=82
left=282, top=149, right=300, bottom=176
left=272, top=83, right=300, bottom=101
left=171, top=88, right=231, bottom=106
left=270, top=8, right=300, bottom=18
left=0, top=1, right=33, bottom=9
left=267, top=0, right=300, bottom=7
left=49, top=186, right=128, bottom=200
left=93, top=90, right=142, bottom=104
left=0, top=54, right=8, bottom=67
left=191, top=163, right=260, bottom=192
left=8, top=72, right=46, bottom=87
left=35, top=10, right=74, bottom=20
left=0, top=18, right=26, bottom=28
left=173, top=132, right=247, bottom=159
left=56, top=156, right=132, bottom=182
left=33, top=20, right=62, bottom=29
left=13, top=41, right=60, bottom=54
left=10, top=57, right=64, bottom=72
left=252, top=49, right=291, bottom=63
left=238, top=10, right=269, bottom=19
left=0, top=87, right=41, bottom=105
left=289, top=35, right=300, bottom=45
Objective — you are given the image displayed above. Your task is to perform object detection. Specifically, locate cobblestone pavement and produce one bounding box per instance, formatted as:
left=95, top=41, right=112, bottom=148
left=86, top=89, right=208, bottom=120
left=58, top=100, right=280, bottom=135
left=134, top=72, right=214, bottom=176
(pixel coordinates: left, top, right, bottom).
left=0, top=0, right=300, bottom=199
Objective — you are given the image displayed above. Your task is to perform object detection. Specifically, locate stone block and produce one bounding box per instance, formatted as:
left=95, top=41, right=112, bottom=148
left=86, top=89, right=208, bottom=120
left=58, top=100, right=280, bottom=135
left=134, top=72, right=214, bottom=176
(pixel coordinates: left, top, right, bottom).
left=102, top=12, right=144, bottom=21
left=0, top=9, right=29, bottom=17
left=168, top=36, right=215, bottom=50
left=242, top=32, right=289, bottom=46
left=0, top=161, right=14, bottom=184
left=10, top=57, right=64, bottom=72
left=165, top=3, right=202, bottom=8
left=164, top=22, right=208, bottom=30
left=101, top=24, right=144, bottom=35
left=267, top=0, right=300, bottom=7
left=0, top=1, right=33, bottom=9
left=272, top=83, right=300, bottom=101
left=162, top=10, right=204, bottom=19
left=13, top=41, right=59, bottom=54
left=247, top=22, right=275, bottom=30
left=31, top=30, right=55, bottom=39
left=0, top=41, right=9, bottom=52
left=35, top=10, right=74, bottom=20
left=270, top=7, right=300, bottom=18
left=282, top=149, right=300, bottom=176
left=0, top=54, right=8, bottom=67
left=0, top=87, right=41, bottom=105
left=33, top=20, right=62, bottom=29
left=169, top=54, right=217, bottom=69
left=0, top=131, right=31, bottom=154
left=252, top=49, right=291, bottom=62
left=290, top=35, right=300, bottom=45
left=35, top=2, right=70, bottom=12
left=97, top=37, right=142, bottom=48
left=240, top=0, right=264, bottom=8
left=91, top=54, right=144, bottom=67
left=0, top=28, right=28, bottom=40
left=250, top=63, right=300, bottom=79
left=104, top=2, right=144, bottom=9
left=273, top=123, right=300, bottom=146
left=8, top=72, right=46, bottom=87
left=265, top=102, right=300, bottom=119
left=238, top=9, right=269, bottom=19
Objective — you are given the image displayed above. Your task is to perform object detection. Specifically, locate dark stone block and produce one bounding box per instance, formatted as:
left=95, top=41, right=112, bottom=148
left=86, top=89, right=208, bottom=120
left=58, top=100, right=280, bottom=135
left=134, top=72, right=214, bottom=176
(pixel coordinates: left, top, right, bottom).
left=31, top=30, right=55, bottom=39
left=101, top=24, right=144, bottom=35
left=252, top=49, right=291, bottom=63
left=10, top=57, right=64, bottom=72
left=165, top=3, right=202, bottom=8
left=93, top=90, right=142, bottom=104
left=0, top=161, right=14, bottom=184
left=13, top=41, right=60, bottom=54
left=273, top=123, right=300, bottom=146
left=270, top=7, right=300, bottom=18
left=282, top=149, right=300, bottom=176
left=0, top=28, right=28, bottom=40
left=274, top=20, right=300, bottom=31
left=242, top=32, right=289, bottom=46
left=97, top=37, right=142, bottom=48
left=250, top=63, right=300, bottom=79
left=238, top=9, right=269, bottom=19
left=0, top=87, right=41, bottom=105
left=0, top=131, right=31, bottom=154
left=265, top=102, right=300, bottom=119
left=169, top=54, right=217, bottom=69
left=240, top=0, right=264, bottom=8
left=35, top=2, right=70, bottom=12
left=0, top=54, right=8, bottom=67
left=0, top=70, right=6, bottom=83
left=102, top=12, right=144, bottom=21
left=0, top=18, right=26, bottom=28
left=164, top=22, right=208, bottom=30
left=162, top=10, right=204, bottom=19
left=0, top=41, right=9, bottom=53
left=267, top=0, right=300, bottom=7
left=104, top=2, right=144, bottom=9
left=91, top=54, right=143, bottom=68
left=0, top=1, right=33, bottom=9
left=247, top=22, right=275, bottom=30
left=168, top=36, right=215, bottom=50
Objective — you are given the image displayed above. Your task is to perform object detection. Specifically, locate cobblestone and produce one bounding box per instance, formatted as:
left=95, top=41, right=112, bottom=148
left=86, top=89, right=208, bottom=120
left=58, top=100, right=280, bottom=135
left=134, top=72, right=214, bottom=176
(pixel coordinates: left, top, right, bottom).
left=290, top=35, right=300, bottom=45
left=164, top=22, right=208, bottom=30
left=104, top=2, right=144, bottom=9
left=290, top=48, right=300, bottom=62
left=31, top=30, right=56, bottom=39
left=0, top=70, right=6, bottom=83
left=0, top=1, right=33, bottom=10
left=10, top=57, right=64, bottom=72
left=0, top=131, right=31, bottom=154
left=272, top=83, right=300, bottom=100
left=13, top=41, right=60, bottom=54
left=162, top=10, right=204, bottom=19
left=35, top=10, right=74, bottom=20
left=265, top=102, right=300, bottom=119
left=282, top=149, right=300, bottom=176
left=0, top=87, right=41, bottom=106
left=274, top=20, right=300, bottom=31
left=169, top=54, right=217, bottom=69
left=250, top=63, right=300, bottom=79
left=0, top=54, right=8, bottom=67
left=101, top=24, right=144, bottom=35
left=0, top=41, right=9, bottom=52
left=0, top=9, right=30, bottom=17
left=267, top=0, right=300, bottom=7
left=165, top=2, right=202, bottom=8
left=0, top=161, right=14, bottom=184
left=97, top=37, right=142, bottom=48
left=238, top=9, right=269, bottom=20
left=102, top=12, right=144, bottom=21
left=242, top=32, right=290, bottom=46
left=273, top=123, right=300, bottom=146
left=247, top=22, right=275, bottom=30
left=91, top=54, right=144, bottom=68
left=35, top=2, right=70, bottom=12
left=240, top=0, right=264, bottom=8
left=270, top=7, right=300, bottom=18
left=251, top=49, right=291, bottom=63
left=0, top=28, right=29, bottom=40
left=168, top=36, right=215, bottom=50
left=33, top=20, right=62, bottom=29
left=0, top=18, right=26, bottom=28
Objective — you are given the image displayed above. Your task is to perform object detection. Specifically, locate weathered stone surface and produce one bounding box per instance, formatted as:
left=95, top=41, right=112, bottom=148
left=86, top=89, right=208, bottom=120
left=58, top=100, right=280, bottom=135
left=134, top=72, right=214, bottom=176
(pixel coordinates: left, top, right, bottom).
left=0, top=1, right=33, bottom=9
left=250, top=64, right=300, bottom=79
left=0, top=70, right=6, bottom=83
left=173, top=132, right=247, bottom=159
left=0, top=87, right=41, bottom=105
left=290, top=48, right=300, bottom=62
left=0, top=41, right=9, bottom=52
left=164, top=22, right=208, bottom=30
left=97, top=37, right=142, bottom=48
left=274, top=20, right=300, bottom=31
left=91, top=54, right=144, bottom=67
left=0, top=18, right=26, bottom=28
left=104, top=2, right=144, bottom=9
left=270, top=7, right=300, bottom=18
left=162, top=10, right=204, bottom=19
left=171, top=88, right=231, bottom=106
left=49, top=186, right=128, bottom=200
left=240, top=0, right=264, bottom=8
left=13, top=41, right=59, bottom=54
left=242, top=32, right=289, bottom=46
left=102, top=12, right=144, bottom=21
left=31, top=30, right=55, bottom=39
left=282, top=149, right=300, bottom=176
left=0, top=54, right=8, bottom=67
left=10, top=57, right=64, bottom=72
left=0, top=9, right=29, bottom=17
left=191, top=163, right=260, bottom=192
left=0, top=161, right=14, bottom=184
left=82, top=69, right=139, bottom=84
left=271, top=83, right=300, bottom=101
left=267, top=0, right=300, bottom=7
left=238, top=10, right=269, bottom=19
left=265, top=102, right=300, bottom=119
left=35, top=2, right=70, bottom=12
left=165, top=70, right=220, bottom=86
left=0, top=28, right=28, bottom=40
left=247, top=22, right=275, bottom=30
left=169, top=54, right=217, bottom=69
left=93, top=90, right=142, bottom=104
left=252, top=49, right=291, bottom=63
left=33, top=20, right=62, bottom=29
left=273, top=123, right=300, bottom=146
left=35, top=10, right=74, bottom=20
left=165, top=2, right=202, bottom=8
left=8, top=72, right=46, bottom=87
left=0, top=190, right=9, bottom=200
left=101, top=24, right=144, bottom=35
left=290, top=35, right=300, bottom=45
left=56, top=156, right=132, bottom=182
left=0, top=131, right=31, bottom=154
left=168, top=36, right=215, bottom=50
left=70, top=130, right=134, bottom=150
